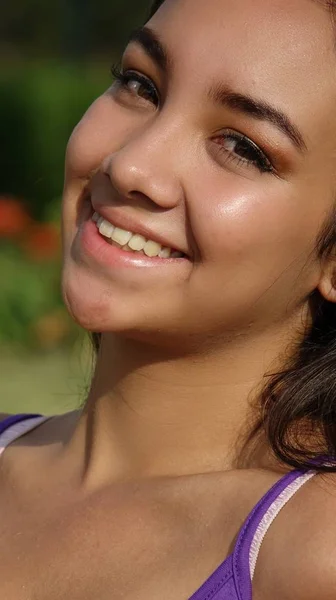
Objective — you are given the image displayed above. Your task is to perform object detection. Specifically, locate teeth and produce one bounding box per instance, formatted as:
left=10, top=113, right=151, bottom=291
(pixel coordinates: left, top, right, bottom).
left=92, top=213, right=186, bottom=259
left=99, top=220, right=115, bottom=238
left=143, top=240, right=162, bottom=258
left=128, top=234, right=146, bottom=252
left=158, top=247, right=171, bottom=258
left=111, top=227, right=133, bottom=246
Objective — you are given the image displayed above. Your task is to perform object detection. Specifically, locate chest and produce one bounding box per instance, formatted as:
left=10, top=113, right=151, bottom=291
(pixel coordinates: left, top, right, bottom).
left=0, top=482, right=241, bottom=600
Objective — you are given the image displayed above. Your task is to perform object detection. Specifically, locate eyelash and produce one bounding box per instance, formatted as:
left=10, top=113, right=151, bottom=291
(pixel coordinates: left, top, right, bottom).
left=213, top=133, right=273, bottom=173
left=110, top=64, right=274, bottom=174
left=111, top=64, right=159, bottom=106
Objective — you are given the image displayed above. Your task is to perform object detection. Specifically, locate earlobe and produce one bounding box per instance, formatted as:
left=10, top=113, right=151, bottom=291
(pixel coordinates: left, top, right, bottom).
left=317, top=264, right=336, bottom=303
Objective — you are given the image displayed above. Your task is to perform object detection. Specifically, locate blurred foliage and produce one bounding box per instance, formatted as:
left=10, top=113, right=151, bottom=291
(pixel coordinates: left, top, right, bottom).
left=1, top=0, right=151, bottom=60
left=0, top=0, right=153, bottom=356
left=1, top=0, right=153, bottom=219
left=0, top=245, right=67, bottom=349
left=0, top=62, right=111, bottom=351
left=1, top=62, right=111, bottom=220
left=0, top=196, right=77, bottom=350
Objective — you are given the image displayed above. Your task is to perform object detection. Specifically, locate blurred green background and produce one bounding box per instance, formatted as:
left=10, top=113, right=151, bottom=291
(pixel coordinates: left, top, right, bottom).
left=1, top=0, right=151, bottom=415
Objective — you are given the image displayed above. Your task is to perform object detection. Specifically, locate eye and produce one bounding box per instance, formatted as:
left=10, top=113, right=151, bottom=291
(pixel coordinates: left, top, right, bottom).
left=213, top=131, right=274, bottom=174
left=110, top=64, right=159, bottom=107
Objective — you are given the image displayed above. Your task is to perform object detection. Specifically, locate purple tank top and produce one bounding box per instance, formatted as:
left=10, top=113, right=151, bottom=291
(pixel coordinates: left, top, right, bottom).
left=0, top=414, right=317, bottom=600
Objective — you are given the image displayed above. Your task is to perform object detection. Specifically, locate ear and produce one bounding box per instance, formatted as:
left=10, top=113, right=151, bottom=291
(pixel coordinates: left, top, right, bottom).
left=317, top=259, right=336, bottom=303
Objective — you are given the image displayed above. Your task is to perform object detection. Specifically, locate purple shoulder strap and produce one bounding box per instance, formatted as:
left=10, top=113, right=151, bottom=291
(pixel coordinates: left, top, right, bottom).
left=232, top=467, right=316, bottom=598
left=0, top=414, right=43, bottom=436
left=0, top=413, right=318, bottom=600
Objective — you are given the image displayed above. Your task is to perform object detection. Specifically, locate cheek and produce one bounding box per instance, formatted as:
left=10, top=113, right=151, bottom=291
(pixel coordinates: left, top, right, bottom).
left=193, top=174, right=319, bottom=258
left=192, top=177, right=275, bottom=259
left=64, top=92, right=147, bottom=181
left=189, top=174, right=321, bottom=306
left=62, top=93, right=146, bottom=242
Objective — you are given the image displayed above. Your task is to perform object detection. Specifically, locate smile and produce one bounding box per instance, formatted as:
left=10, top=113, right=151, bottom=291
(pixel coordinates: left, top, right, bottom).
left=92, top=212, right=186, bottom=259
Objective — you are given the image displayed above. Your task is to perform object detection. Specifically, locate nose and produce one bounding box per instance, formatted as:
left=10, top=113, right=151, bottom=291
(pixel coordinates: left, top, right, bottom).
left=101, top=117, right=184, bottom=210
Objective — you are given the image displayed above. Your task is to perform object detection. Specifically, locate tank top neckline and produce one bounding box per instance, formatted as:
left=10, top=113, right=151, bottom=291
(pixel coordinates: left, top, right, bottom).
left=0, top=413, right=317, bottom=600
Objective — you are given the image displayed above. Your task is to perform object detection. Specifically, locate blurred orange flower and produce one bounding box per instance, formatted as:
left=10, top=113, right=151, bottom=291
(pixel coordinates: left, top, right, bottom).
left=0, top=196, right=31, bottom=237
left=33, top=308, right=70, bottom=349
left=23, top=222, right=61, bottom=261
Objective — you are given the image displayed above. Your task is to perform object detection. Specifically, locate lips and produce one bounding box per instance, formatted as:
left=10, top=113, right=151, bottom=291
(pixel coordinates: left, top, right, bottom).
left=93, top=212, right=186, bottom=259
left=90, top=199, right=191, bottom=260
left=78, top=216, right=192, bottom=274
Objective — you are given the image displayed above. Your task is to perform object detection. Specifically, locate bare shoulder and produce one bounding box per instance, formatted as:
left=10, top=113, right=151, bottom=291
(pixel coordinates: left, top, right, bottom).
left=0, top=411, right=80, bottom=453
left=14, top=410, right=80, bottom=445
left=0, top=411, right=80, bottom=490
left=254, top=472, right=336, bottom=600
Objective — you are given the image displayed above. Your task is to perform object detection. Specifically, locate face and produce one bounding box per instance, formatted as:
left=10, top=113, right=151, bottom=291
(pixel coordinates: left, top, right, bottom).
left=62, top=0, right=336, bottom=350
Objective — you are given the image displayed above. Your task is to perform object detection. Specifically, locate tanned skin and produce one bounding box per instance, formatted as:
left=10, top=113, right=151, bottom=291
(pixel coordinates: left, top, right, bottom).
left=1, top=1, right=336, bottom=598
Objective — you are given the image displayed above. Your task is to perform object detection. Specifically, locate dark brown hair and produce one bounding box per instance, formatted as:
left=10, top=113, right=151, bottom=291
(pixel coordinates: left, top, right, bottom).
left=93, top=0, right=336, bottom=473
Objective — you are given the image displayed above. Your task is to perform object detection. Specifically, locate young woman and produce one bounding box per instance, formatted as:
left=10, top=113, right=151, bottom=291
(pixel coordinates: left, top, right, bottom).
left=1, top=0, right=336, bottom=598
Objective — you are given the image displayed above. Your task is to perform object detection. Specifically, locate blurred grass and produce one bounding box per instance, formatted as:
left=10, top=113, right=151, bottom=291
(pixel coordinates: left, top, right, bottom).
left=0, top=338, right=93, bottom=415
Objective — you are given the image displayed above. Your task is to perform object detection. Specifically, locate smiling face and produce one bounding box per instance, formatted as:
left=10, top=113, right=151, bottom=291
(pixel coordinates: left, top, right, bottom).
left=62, top=0, right=336, bottom=350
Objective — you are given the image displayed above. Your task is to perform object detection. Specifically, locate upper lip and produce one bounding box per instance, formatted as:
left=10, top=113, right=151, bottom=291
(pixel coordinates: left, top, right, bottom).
left=91, top=201, right=191, bottom=258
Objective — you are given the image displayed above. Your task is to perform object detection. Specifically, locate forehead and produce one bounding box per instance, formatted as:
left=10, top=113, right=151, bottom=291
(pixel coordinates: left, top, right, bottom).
left=146, top=0, right=336, bottom=146
left=149, top=0, right=334, bottom=65
left=147, top=1, right=336, bottom=103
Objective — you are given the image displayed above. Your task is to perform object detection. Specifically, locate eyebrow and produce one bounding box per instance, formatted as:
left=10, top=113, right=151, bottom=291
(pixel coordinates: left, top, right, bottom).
left=126, top=26, right=171, bottom=73
left=126, top=26, right=307, bottom=154
left=208, top=84, right=307, bottom=153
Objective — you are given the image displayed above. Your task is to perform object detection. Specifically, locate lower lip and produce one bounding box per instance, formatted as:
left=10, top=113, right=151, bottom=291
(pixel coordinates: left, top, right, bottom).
left=78, top=217, right=191, bottom=271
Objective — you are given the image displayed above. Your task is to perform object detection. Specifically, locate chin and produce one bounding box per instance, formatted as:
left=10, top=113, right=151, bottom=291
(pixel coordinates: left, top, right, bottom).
left=62, top=266, right=129, bottom=333
left=61, top=260, right=167, bottom=341
left=61, top=261, right=198, bottom=353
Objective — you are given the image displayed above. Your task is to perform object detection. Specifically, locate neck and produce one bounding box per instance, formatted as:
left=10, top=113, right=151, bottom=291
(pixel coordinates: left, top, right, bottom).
left=65, top=322, right=297, bottom=489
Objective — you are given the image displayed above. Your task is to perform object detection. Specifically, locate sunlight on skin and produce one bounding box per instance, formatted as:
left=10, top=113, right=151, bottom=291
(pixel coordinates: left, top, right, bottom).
left=60, top=0, right=336, bottom=485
